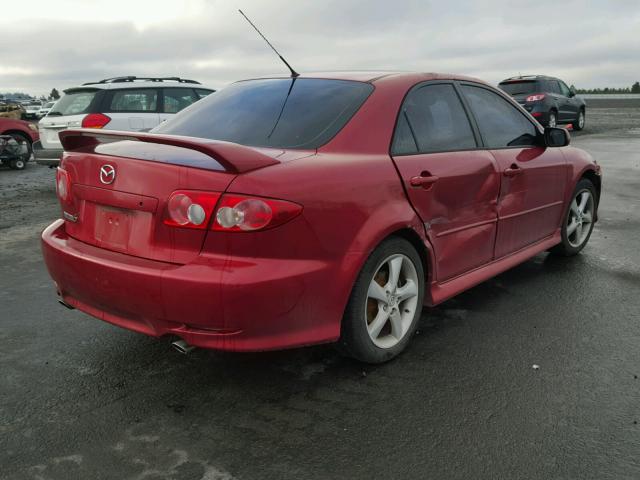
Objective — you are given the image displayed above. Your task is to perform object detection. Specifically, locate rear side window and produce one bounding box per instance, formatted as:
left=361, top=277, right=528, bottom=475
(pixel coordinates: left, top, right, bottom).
left=108, top=89, right=158, bottom=112
left=154, top=78, right=373, bottom=149
left=195, top=89, right=214, bottom=99
left=163, top=88, right=197, bottom=113
left=461, top=85, right=537, bottom=148
left=49, top=90, right=97, bottom=116
left=392, top=83, right=476, bottom=154
left=546, top=81, right=561, bottom=94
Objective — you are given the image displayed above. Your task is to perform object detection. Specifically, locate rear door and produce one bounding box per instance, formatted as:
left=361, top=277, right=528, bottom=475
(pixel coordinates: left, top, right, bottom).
left=459, top=83, right=567, bottom=258
left=104, top=88, right=160, bottom=131
left=390, top=82, right=501, bottom=281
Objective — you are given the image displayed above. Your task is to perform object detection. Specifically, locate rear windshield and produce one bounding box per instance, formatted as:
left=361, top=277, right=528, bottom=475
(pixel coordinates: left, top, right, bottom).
left=498, top=81, right=539, bottom=96
left=153, top=78, right=374, bottom=149
left=49, top=89, right=98, bottom=116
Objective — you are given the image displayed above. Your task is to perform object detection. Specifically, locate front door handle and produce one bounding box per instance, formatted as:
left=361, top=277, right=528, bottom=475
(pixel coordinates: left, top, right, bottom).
left=503, top=164, right=523, bottom=177
left=410, top=174, right=439, bottom=189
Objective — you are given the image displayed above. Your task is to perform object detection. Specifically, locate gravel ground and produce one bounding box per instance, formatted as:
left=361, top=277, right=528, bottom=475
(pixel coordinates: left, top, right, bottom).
left=1, top=101, right=639, bottom=480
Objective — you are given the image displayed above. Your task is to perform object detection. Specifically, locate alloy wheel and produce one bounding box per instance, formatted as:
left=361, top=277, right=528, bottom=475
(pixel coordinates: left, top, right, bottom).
left=548, top=113, right=557, bottom=127
left=365, top=254, right=419, bottom=349
left=567, top=189, right=594, bottom=247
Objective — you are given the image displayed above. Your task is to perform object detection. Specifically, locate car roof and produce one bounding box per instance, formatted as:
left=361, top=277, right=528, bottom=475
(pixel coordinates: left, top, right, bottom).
left=500, top=75, right=559, bottom=82
left=241, top=70, right=489, bottom=86
left=64, top=77, right=215, bottom=93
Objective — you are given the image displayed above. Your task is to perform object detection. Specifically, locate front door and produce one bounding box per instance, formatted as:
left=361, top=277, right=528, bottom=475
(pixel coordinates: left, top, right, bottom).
left=390, top=82, right=501, bottom=282
left=459, top=83, right=568, bottom=258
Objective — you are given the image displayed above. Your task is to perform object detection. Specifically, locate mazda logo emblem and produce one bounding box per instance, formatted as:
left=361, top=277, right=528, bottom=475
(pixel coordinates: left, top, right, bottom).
left=99, top=165, right=116, bottom=185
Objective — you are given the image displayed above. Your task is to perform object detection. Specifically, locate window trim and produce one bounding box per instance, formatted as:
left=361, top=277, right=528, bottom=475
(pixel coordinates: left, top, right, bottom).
left=389, top=80, right=482, bottom=157
left=102, top=87, right=161, bottom=114
left=457, top=81, right=544, bottom=151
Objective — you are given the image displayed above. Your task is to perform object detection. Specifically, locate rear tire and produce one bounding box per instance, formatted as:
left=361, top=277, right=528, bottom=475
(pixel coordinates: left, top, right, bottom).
left=547, top=111, right=557, bottom=128
left=573, top=109, right=585, bottom=131
left=550, top=179, right=597, bottom=256
left=339, top=237, right=425, bottom=364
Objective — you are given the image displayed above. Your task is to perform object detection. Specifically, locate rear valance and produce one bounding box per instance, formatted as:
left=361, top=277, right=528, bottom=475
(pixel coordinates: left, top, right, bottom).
left=58, top=129, right=280, bottom=174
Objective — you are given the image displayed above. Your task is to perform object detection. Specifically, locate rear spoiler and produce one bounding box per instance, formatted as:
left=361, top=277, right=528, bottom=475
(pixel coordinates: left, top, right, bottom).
left=58, top=129, right=279, bottom=174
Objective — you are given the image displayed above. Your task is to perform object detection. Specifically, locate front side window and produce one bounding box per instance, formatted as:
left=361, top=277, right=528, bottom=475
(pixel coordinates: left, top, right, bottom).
left=163, top=88, right=197, bottom=113
left=392, top=83, right=476, bottom=154
left=109, top=89, right=158, bottom=112
left=558, top=81, right=571, bottom=97
left=461, top=85, right=538, bottom=148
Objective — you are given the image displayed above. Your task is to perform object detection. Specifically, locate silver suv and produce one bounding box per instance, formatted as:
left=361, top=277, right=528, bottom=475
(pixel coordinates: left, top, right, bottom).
left=35, top=76, right=214, bottom=166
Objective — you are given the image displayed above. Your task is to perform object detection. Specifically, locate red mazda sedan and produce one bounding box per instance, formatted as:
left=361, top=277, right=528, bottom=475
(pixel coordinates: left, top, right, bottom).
left=41, top=72, right=601, bottom=363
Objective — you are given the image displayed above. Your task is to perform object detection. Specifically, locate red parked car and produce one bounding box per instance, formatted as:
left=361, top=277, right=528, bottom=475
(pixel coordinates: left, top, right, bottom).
left=0, top=117, right=39, bottom=169
left=41, top=72, right=601, bottom=363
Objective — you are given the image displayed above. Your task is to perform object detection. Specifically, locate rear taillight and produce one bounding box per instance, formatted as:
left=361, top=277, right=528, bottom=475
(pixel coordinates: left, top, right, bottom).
left=164, top=191, right=221, bottom=229
left=163, top=192, right=302, bottom=232
left=56, top=167, right=71, bottom=203
left=81, top=113, right=111, bottom=129
left=212, top=194, right=302, bottom=232
left=525, top=94, right=546, bottom=102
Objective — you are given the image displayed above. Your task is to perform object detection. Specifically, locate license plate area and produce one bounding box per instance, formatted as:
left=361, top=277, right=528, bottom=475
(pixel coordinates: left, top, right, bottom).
left=95, top=206, right=132, bottom=251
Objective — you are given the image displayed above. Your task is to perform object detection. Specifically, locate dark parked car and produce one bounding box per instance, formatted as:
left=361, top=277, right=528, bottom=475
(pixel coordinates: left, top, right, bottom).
left=499, top=75, right=586, bottom=130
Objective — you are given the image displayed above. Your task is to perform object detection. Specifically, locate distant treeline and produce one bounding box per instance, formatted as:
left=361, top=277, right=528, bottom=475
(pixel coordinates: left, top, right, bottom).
left=573, top=81, right=640, bottom=94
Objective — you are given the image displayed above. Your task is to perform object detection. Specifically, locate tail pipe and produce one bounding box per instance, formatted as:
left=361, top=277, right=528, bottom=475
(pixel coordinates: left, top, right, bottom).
left=171, top=339, right=196, bottom=355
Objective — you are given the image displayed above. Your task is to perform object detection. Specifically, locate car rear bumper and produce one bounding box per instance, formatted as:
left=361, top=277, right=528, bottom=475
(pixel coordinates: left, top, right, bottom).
left=33, top=140, right=63, bottom=166
left=41, top=219, right=341, bottom=351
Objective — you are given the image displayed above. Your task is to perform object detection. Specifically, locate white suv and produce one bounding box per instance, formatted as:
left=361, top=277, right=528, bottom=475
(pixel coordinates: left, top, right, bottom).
left=35, top=76, right=214, bottom=166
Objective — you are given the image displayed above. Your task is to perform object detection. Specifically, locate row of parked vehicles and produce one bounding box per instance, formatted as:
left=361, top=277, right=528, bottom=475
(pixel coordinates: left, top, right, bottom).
left=1, top=73, right=585, bottom=171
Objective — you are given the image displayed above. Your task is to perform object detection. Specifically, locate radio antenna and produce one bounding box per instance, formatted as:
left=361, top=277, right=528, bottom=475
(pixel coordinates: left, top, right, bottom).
left=238, top=9, right=299, bottom=78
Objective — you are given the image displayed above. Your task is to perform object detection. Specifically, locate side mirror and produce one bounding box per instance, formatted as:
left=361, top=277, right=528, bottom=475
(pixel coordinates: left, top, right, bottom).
left=544, top=127, right=570, bottom=147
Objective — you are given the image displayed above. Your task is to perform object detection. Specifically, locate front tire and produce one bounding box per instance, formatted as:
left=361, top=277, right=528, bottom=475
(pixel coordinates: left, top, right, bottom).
left=9, top=158, right=27, bottom=170
left=550, top=179, right=597, bottom=256
left=340, top=237, right=425, bottom=363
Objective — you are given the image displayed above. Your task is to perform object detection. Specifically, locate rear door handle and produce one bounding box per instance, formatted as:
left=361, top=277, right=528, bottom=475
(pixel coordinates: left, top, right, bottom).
left=410, top=174, right=439, bottom=189
left=503, top=164, right=523, bottom=177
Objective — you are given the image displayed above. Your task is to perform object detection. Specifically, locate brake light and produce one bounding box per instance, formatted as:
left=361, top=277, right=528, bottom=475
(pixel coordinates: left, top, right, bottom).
left=212, top=194, right=302, bottom=232
left=56, top=167, right=71, bottom=203
left=81, top=113, right=111, bottom=129
left=525, top=94, right=546, bottom=102
left=163, top=191, right=221, bottom=229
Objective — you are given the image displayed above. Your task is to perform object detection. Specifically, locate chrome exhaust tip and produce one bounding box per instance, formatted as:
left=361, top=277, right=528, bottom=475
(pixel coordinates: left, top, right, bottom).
left=171, top=339, right=196, bottom=355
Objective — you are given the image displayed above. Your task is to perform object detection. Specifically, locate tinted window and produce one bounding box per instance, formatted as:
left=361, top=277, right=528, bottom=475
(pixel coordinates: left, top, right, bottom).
left=499, top=81, right=538, bottom=95
left=109, top=89, right=157, bottom=112
left=49, top=90, right=97, bottom=116
left=163, top=88, right=197, bottom=113
left=195, top=89, right=214, bottom=99
left=461, top=85, right=538, bottom=148
left=546, top=81, right=561, bottom=94
left=391, top=112, right=418, bottom=155
left=154, top=78, right=373, bottom=149
left=393, top=83, right=476, bottom=154
left=558, top=81, right=571, bottom=97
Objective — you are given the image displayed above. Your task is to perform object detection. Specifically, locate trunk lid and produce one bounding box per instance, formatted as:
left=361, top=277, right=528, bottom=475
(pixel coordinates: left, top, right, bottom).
left=58, top=129, right=281, bottom=264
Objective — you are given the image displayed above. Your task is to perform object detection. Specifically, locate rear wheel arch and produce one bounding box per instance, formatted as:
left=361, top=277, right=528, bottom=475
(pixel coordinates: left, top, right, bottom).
left=3, top=130, right=32, bottom=144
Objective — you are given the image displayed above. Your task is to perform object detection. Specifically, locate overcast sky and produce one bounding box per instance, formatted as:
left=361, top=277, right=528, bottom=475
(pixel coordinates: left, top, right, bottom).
left=2, top=0, right=639, bottom=95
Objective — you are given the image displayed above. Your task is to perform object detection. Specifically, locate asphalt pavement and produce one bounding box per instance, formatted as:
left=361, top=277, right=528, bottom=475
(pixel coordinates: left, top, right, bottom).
left=1, top=106, right=639, bottom=480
